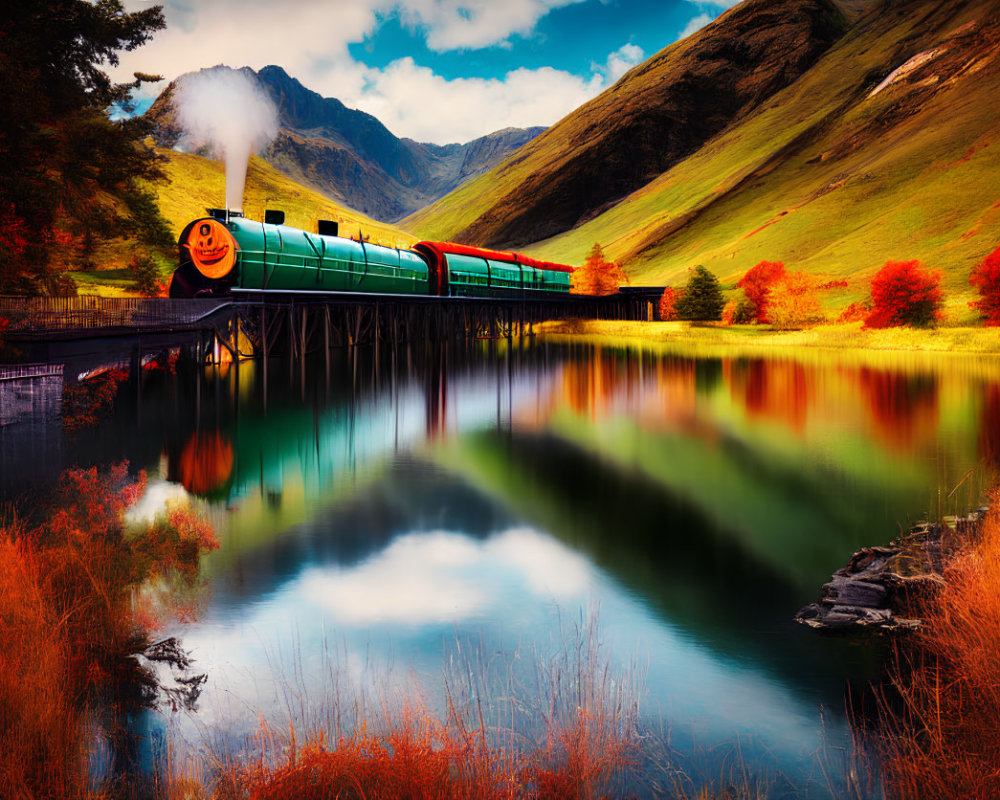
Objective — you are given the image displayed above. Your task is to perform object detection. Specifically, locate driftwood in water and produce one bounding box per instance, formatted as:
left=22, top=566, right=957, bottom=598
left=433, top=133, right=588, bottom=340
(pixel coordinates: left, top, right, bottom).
left=795, top=508, right=989, bottom=632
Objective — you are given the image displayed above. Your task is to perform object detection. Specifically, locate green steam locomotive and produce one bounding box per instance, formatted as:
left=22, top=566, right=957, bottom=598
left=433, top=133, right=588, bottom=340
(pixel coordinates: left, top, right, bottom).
left=169, top=210, right=574, bottom=299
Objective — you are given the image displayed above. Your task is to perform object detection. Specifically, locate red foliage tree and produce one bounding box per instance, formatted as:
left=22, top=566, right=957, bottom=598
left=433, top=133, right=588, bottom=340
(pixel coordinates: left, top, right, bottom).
left=658, top=287, right=677, bottom=320
left=864, top=260, right=942, bottom=329
left=970, top=244, right=1000, bottom=326
left=737, top=261, right=786, bottom=323
left=62, top=367, right=128, bottom=431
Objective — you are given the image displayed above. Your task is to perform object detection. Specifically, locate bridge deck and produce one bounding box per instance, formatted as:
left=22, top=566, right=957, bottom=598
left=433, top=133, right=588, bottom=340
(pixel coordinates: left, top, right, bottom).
left=1, top=289, right=662, bottom=341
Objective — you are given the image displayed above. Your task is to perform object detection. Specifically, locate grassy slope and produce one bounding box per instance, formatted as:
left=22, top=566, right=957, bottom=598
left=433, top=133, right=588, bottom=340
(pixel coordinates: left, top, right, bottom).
left=151, top=148, right=416, bottom=250
left=409, top=0, right=1000, bottom=320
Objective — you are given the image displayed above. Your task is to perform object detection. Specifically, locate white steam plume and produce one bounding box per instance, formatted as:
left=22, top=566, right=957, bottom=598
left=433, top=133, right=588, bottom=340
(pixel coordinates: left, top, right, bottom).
left=173, top=67, right=279, bottom=212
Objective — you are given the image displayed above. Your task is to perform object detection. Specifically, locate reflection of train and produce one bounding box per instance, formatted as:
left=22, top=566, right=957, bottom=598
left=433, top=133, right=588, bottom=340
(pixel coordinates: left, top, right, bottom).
left=169, top=210, right=575, bottom=299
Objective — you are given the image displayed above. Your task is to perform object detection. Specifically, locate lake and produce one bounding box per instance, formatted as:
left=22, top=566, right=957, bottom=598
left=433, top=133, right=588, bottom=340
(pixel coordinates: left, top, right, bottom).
left=5, top=335, right=997, bottom=797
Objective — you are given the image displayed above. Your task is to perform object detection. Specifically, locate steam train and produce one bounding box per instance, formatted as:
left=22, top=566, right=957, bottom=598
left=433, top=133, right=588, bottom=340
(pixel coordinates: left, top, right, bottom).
left=169, top=209, right=575, bottom=299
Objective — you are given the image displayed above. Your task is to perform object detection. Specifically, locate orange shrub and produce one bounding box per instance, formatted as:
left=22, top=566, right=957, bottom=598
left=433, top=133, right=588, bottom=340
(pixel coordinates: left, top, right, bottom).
left=838, top=301, right=871, bottom=323
left=0, top=530, right=81, bottom=798
left=767, top=271, right=824, bottom=330
left=572, top=243, right=628, bottom=296
left=62, top=367, right=128, bottom=431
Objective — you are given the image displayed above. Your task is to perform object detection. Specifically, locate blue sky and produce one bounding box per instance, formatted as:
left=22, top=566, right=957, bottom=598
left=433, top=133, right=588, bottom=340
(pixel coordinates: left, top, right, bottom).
left=117, top=0, right=736, bottom=143
left=349, top=2, right=709, bottom=80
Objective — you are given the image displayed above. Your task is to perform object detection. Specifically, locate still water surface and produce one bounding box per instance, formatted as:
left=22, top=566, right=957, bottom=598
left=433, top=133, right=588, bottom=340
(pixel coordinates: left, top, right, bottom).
left=7, top=337, right=998, bottom=795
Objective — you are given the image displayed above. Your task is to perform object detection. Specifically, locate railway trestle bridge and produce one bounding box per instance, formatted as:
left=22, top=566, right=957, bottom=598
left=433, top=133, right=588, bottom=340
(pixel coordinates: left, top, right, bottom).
left=1, top=289, right=663, bottom=367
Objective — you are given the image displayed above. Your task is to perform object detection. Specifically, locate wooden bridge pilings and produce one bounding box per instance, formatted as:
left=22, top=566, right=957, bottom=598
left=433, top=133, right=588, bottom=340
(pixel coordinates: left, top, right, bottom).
left=0, top=289, right=662, bottom=367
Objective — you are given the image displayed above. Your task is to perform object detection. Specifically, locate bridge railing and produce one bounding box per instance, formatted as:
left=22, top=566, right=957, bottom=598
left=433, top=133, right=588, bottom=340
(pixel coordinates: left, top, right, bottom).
left=0, top=297, right=231, bottom=334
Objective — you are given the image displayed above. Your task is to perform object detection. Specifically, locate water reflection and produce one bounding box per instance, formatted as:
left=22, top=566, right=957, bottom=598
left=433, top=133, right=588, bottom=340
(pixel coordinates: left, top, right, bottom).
left=4, top=338, right=997, bottom=796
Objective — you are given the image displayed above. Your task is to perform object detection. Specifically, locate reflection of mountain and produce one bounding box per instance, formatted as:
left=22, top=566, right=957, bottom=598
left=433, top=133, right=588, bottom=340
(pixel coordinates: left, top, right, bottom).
left=435, top=429, right=886, bottom=708
left=202, top=461, right=517, bottom=614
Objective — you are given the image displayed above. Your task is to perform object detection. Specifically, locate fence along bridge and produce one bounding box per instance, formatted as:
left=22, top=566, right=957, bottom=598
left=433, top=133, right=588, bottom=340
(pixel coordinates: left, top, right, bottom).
left=0, top=289, right=662, bottom=363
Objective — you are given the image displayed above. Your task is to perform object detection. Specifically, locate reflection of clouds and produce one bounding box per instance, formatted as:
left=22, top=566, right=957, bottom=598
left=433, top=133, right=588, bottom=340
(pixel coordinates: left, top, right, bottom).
left=169, top=524, right=844, bottom=770
left=300, top=531, right=486, bottom=624
left=296, top=527, right=591, bottom=626
left=486, top=527, right=590, bottom=598
left=125, top=479, right=189, bottom=524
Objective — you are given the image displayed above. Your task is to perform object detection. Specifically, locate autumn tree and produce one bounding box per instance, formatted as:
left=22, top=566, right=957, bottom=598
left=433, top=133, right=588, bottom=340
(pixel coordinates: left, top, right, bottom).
left=573, top=243, right=628, bottom=296
left=721, top=298, right=755, bottom=325
left=737, top=261, right=786, bottom=324
left=0, top=1, right=166, bottom=294
left=658, top=287, right=677, bottom=321
left=675, top=266, right=724, bottom=321
left=767, top=271, right=824, bottom=330
left=970, top=244, right=1000, bottom=326
left=864, top=260, right=942, bottom=329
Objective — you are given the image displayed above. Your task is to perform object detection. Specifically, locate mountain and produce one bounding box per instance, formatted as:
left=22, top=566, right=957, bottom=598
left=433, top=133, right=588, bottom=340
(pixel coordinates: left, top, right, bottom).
left=405, top=0, right=849, bottom=249
left=150, top=148, right=416, bottom=250
left=146, top=66, right=543, bottom=222
left=409, top=0, right=1000, bottom=314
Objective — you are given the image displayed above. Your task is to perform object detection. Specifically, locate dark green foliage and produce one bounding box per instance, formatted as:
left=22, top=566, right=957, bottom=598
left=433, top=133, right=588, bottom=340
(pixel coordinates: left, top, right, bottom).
left=125, top=186, right=175, bottom=249
left=0, top=1, right=165, bottom=294
left=129, top=254, right=161, bottom=297
left=731, top=298, right=756, bottom=324
left=675, top=266, right=725, bottom=321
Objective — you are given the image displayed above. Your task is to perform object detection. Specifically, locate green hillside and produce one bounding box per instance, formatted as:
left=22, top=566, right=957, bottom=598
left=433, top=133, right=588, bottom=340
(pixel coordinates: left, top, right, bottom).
left=408, top=0, right=1000, bottom=319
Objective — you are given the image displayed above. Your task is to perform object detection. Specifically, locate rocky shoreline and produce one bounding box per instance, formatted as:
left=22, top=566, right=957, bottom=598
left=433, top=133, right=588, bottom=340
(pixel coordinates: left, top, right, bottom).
left=795, top=506, right=990, bottom=632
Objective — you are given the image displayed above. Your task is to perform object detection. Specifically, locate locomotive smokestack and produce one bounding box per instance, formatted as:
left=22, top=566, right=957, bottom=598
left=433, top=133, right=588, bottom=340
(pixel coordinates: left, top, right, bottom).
left=173, top=67, right=278, bottom=212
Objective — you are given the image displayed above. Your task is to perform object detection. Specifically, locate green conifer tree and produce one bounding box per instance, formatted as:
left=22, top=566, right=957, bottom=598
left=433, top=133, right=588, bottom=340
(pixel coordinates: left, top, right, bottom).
left=675, top=266, right=724, bottom=321
left=0, top=1, right=166, bottom=293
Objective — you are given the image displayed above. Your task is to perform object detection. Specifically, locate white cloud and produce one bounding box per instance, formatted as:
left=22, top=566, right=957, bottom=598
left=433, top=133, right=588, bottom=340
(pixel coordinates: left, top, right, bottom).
left=600, top=43, right=645, bottom=83
left=346, top=58, right=604, bottom=143
left=679, top=12, right=713, bottom=39
left=397, top=0, right=586, bottom=51
left=118, top=0, right=377, bottom=84
left=679, top=0, right=740, bottom=38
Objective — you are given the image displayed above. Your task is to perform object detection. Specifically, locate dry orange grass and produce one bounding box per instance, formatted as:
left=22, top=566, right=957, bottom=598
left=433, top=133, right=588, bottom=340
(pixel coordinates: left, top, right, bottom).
left=210, top=613, right=638, bottom=800
left=0, top=463, right=219, bottom=799
left=213, top=704, right=635, bottom=800
left=876, top=494, right=1000, bottom=798
left=0, top=526, right=83, bottom=798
